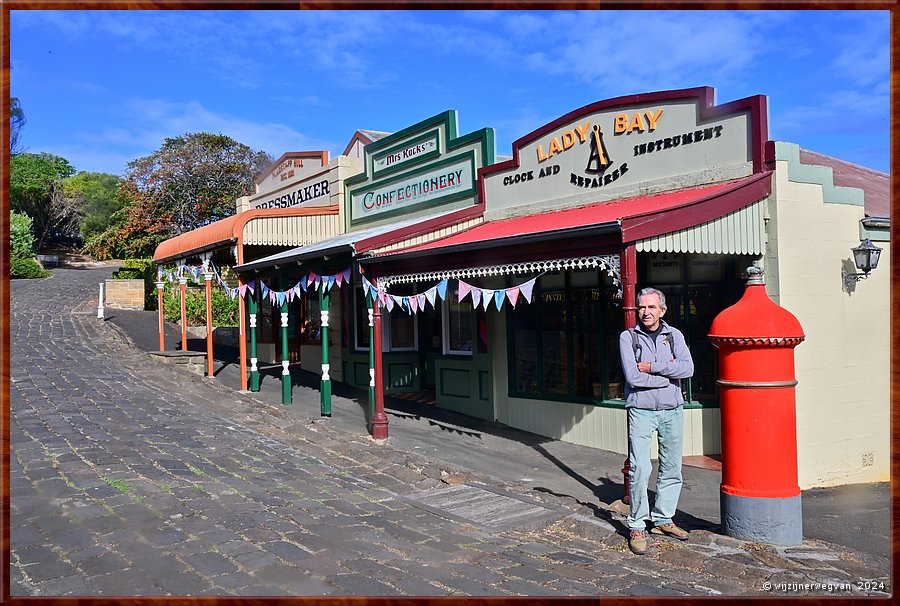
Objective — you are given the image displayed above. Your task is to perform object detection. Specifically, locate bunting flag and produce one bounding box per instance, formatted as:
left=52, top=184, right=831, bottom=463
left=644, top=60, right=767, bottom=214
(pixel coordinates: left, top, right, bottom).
left=384, top=294, right=395, bottom=312
left=494, top=289, right=506, bottom=311
left=459, top=280, right=472, bottom=302
left=341, top=268, right=352, bottom=286
left=425, top=288, right=437, bottom=308
left=520, top=277, right=537, bottom=303
left=481, top=289, right=494, bottom=311
left=507, top=286, right=520, bottom=309
left=437, top=279, right=448, bottom=300
left=471, top=288, right=482, bottom=309
left=300, top=275, right=308, bottom=292
left=409, top=295, right=419, bottom=314
left=417, top=293, right=427, bottom=311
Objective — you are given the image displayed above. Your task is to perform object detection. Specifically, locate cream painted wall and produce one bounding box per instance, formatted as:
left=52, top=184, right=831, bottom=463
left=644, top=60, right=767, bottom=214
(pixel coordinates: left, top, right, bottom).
left=766, top=158, right=890, bottom=488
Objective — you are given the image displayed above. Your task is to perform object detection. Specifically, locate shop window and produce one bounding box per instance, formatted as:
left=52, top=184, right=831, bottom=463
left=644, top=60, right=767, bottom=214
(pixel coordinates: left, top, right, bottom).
left=301, top=295, right=321, bottom=345
left=443, top=283, right=474, bottom=355
left=507, top=269, right=623, bottom=404
left=385, top=285, right=417, bottom=352
left=353, top=286, right=370, bottom=351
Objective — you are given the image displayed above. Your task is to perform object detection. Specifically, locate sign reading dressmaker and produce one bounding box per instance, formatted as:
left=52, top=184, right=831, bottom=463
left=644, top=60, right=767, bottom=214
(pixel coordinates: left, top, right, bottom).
left=252, top=177, right=331, bottom=210
left=350, top=155, right=474, bottom=222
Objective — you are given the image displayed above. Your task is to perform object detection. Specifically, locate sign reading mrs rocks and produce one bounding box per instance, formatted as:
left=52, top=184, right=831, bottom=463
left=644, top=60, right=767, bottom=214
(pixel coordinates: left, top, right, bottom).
left=483, top=87, right=768, bottom=216
left=345, top=110, right=495, bottom=228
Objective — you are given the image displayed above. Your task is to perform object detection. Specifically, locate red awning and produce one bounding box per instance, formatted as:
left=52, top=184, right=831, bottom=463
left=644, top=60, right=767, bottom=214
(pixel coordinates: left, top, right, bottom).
left=375, top=172, right=772, bottom=258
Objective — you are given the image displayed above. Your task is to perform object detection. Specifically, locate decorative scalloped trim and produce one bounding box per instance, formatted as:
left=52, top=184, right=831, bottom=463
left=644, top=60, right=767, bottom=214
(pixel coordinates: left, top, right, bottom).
left=709, top=336, right=805, bottom=347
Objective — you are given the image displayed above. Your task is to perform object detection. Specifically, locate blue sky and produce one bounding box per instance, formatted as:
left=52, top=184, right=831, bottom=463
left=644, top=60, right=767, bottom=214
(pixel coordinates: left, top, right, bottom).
left=10, top=10, right=890, bottom=176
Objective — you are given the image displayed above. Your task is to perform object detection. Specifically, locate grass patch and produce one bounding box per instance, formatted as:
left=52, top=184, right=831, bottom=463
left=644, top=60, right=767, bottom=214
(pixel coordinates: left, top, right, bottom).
left=102, top=477, right=131, bottom=493
left=188, top=465, right=207, bottom=477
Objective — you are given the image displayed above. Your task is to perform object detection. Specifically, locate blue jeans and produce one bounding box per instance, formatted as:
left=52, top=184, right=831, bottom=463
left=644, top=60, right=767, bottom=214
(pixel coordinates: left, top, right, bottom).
left=626, top=406, right=684, bottom=530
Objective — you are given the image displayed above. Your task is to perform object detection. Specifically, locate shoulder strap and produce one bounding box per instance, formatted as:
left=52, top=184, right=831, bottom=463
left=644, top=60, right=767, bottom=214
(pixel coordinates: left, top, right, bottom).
left=629, top=327, right=640, bottom=361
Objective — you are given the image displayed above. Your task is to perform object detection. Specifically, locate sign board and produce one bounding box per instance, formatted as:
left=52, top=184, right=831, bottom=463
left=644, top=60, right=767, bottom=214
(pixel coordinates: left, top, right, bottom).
left=345, top=110, right=494, bottom=229
left=254, top=151, right=330, bottom=198
left=483, top=87, right=767, bottom=216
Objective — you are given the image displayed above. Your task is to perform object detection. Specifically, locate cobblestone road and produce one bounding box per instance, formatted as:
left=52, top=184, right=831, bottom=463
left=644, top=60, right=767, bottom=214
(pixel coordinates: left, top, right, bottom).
left=8, top=268, right=891, bottom=597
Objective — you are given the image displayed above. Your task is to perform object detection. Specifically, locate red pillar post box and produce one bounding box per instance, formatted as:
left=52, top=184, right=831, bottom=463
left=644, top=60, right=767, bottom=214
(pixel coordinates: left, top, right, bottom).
left=708, top=264, right=805, bottom=545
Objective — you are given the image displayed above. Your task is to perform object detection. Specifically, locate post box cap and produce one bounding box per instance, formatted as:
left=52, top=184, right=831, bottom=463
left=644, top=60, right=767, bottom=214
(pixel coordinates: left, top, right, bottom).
left=709, top=266, right=804, bottom=340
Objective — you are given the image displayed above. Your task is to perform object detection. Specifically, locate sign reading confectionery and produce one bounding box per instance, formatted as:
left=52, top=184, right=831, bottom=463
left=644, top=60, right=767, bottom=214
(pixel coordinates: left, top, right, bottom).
left=482, top=87, right=767, bottom=216
left=346, top=110, right=494, bottom=228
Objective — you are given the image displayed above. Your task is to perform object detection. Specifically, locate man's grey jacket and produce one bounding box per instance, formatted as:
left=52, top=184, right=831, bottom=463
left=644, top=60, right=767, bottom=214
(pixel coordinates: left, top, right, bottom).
left=619, top=320, right=695, bottom=410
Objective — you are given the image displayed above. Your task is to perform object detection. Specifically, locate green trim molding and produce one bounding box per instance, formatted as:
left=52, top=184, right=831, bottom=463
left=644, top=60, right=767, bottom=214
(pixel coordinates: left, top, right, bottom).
left=773, top=141, right=864, bottom=207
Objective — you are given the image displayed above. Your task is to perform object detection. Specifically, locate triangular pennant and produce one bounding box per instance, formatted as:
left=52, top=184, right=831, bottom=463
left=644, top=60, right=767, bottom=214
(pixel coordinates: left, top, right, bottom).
left=482, top=289, right=494, bottom=311
left=326, top=276, right=336, bottom=291
left=286, top=289, right=294, bottom=303
left=335, top=271, right=344, bottom=287
left=409, top=295, right=419, bottom=314
left=308, top=271, right=318, bottom=283
left=507, top=286, right=520, bottom=309
left=261, top=283, right=270, bottom=298
left=293, top=285, right=303, bottom=299
left=520, top=278, right=537, bottom=303
left=494, top=289, right=506, bottom=311
left=458, top=280, right=472, bottom=302
left=437, top=279, right=448, bottom=300
left=342, top=268, right=352, bottom=286
left=425, top=287, right=437, bottom=308
left=229, top=288, right=238, bottom=301
left=378, top=290, right=387, bottom=305
left=239, top=284, right=248, bottom=298
left=471, top=288, right=482, bottom=309
left=247, top=279, right=255, bottom=295
left=300, top=275, right=308, bottom=292
left=384, top=294, right=395, bottom=312
left=417, top=293, right=427, bottom=311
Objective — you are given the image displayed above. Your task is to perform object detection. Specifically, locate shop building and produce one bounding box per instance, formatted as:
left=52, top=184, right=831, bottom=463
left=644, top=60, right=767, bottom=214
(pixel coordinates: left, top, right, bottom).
left=153, top=148, right=362, bottom=390
left=360, top=87, right=889, bottom=489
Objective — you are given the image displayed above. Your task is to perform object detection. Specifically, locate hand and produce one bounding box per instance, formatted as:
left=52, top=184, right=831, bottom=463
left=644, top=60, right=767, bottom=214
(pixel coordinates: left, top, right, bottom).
left=637, top=361, right=652, bottom=373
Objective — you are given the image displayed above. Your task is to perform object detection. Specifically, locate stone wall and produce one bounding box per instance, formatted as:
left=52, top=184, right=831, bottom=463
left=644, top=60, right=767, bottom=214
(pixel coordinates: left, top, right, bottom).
left=105, top=279, right=145, bottom=310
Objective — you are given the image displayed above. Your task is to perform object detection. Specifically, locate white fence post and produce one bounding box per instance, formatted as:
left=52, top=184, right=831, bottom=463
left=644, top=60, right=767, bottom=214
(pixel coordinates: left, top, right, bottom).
left=97, top=282, right=105, bottom=319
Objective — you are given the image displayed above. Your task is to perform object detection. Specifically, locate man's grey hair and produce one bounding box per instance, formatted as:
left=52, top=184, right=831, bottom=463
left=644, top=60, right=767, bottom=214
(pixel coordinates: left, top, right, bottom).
left=637, top=287, right=667, bottom=310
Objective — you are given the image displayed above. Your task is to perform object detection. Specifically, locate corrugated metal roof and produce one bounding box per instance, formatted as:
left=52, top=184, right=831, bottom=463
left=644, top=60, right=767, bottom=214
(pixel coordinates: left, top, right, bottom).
left=152, top=206, right=340, bottom=264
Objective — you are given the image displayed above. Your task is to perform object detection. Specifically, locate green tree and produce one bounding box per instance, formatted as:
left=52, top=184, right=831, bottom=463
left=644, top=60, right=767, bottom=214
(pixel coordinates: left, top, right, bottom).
left=126, top=132, right=273, bottom=235
left=82, top=182, right=173, bottom=260
left=10, top=152, right=77, bottom=249
left=64, top=171, right=124, bottom=242
left=10, top=97, right=26, bottom=155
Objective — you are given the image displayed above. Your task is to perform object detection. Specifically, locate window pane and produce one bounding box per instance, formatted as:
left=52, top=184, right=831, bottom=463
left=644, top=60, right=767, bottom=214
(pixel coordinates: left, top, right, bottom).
left=541, top=290, right=568, bottom=395
left=390, top=310, right=415, bottom=349
left=354, top=287, right=370, bottom=349
left=510, top=294, right=539, bottom=394
left=448, top=285, right=473, bottom=353
left=304, top=296, right=321, bottom=344
left=605, top=288, right=624, bottom=400
left=572, top=288, right=602, bottom=398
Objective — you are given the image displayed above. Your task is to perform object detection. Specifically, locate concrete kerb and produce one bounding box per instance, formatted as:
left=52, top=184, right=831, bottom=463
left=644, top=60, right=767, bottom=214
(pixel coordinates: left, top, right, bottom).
left=83, top=308, right=891, bottom=595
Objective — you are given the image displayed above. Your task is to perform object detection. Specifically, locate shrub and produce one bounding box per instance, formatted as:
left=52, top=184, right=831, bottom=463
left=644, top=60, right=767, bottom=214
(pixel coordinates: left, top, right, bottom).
left=11, top=256, right=50, bottom=279
left=10, top=211, right=36, bottom=259
left=162, top=282, right=238, bottom=327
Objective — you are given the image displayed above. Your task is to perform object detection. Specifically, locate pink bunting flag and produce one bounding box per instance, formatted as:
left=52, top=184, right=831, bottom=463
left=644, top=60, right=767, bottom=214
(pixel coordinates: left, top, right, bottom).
left=506, top=286, right=520, bottom=309
left=378, top=289, right=387, bottom=305
left=520, top=277, right=537, bottom=303
left=238, top=284, right=248, bottom=298
left=409, top=295, right=419, bottom=314
left=384, top=295, right=395, bottom=312
left=458, top=280, right=472, bottom=302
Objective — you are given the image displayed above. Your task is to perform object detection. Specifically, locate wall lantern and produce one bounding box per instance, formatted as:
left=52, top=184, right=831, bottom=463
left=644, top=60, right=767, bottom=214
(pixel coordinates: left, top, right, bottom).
left=841, top=238, right=882, bottom=292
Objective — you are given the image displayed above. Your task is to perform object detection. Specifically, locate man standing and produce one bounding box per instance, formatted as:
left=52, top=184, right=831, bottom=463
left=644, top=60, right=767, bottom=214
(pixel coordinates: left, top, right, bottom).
left=620, top=287, right=694, bottom=555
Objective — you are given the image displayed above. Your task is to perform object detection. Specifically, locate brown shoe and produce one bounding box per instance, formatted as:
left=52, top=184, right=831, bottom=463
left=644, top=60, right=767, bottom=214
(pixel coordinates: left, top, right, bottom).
left=651, top=522, right=689, bottom=541
left=628, top=529, right=649, bottom=555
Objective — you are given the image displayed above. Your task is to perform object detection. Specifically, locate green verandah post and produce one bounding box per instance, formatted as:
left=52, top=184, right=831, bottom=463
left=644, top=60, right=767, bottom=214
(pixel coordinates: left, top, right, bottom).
left=280, top=274, right=291, bottom=405
left=320, top=286, right=332, bottom=416
left=248, top=278, right=260, bottom=392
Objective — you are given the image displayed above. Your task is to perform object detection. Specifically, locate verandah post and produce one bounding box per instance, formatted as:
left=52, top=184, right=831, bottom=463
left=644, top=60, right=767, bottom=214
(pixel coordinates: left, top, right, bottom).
left=280, top=273, right=291, bottom=405
left=248, top=277, right=259, bottom=392
left=320, top=286, right=332, bottom=416
left=155, top=280, right=165, bottom=351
